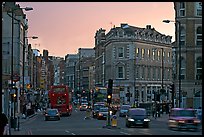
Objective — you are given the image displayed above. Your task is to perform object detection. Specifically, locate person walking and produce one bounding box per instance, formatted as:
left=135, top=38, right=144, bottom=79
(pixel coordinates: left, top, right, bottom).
left=0, top=113, right=8, bottom=135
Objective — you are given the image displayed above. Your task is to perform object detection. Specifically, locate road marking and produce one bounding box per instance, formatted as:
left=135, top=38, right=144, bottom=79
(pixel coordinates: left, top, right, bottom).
left=120, top=131, right=131, bottom=135
left=65, top=130, right=70, bottom=133
left=71, top=133, right=76, bottom=135
left=27, top=129, right=32, bottom=135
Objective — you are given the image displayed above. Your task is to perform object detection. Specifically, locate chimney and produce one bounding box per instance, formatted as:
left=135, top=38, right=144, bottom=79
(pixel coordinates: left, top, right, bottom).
left=146, top=25, right=151, bottom=29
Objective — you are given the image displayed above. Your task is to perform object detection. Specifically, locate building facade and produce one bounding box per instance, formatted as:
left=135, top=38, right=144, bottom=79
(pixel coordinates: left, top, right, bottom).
left=95, top=23, right=173, bottom=105
left=174, top=2, right=202, bottom=108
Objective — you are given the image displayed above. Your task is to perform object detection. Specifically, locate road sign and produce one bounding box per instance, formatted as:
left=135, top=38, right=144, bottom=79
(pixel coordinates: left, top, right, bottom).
left=13, top=74, right=20, bottom=82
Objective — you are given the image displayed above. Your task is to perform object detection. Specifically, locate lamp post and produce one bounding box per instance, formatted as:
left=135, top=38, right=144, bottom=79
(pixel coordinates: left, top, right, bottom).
left=163, top=19, right=181, bottom=108
left=9, top=5, right=33, bottom=131
left=22, top=36, right=38, bottom=96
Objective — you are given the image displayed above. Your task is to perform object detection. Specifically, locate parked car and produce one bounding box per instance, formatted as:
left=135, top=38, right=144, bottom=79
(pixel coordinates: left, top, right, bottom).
left=168, top=108, right=201, bottom=131
left=97, top=107, right=112, bottom=120
left=44, top=108, right=60, bottom=121
left=119, top=104, right=131, bottom=117
left=92, top=103, right=105, bottom=118
left=125, top=108, right=150, bottom=128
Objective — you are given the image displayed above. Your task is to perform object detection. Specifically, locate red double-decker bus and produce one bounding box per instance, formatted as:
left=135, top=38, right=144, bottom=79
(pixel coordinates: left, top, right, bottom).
left=48, top=85, right=72, bottom=116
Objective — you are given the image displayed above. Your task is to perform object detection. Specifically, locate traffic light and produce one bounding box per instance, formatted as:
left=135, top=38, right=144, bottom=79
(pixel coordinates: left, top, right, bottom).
left=107, top=79, right=113, bottom=104
left=10, top=87, right=18, bottom=102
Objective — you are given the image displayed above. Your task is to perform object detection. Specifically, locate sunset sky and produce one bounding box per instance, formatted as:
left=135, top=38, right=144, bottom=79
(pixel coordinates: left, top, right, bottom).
left=17, top=2, right=175, bottom=58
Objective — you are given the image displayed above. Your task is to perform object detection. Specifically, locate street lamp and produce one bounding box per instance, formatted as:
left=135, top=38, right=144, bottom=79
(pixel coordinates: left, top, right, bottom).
left=22, top=36, right=38, bottom=96
left=163, top=19, right=181, bottom=108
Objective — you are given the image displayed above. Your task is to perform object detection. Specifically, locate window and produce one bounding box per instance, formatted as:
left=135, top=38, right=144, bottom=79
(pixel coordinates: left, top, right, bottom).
left=142, top=48, right=145, bottom=59
left=118, top=47, right=124, bottom=58
left=152, top=50, right=156, bottom=60
left=168, top=52, right=171, bottom=62
left=158, top=67, right=161, bottom=80
left=196, top=26, right=202, bottom=46
left=167, top=68, right=170, bottom=80
left=179, top=2, right=185, bottom=16
left=142, top=66, right=145, bottom=79
left=196, top=2, right=202, bottom=16
left=136, top=48, right=139, bottom=58
left=179, top=26, right=185, bottom=47
left=180, top=57, right=186, bottom=80
left=158, top=50, right=161, bottom=60
left=118, top=66, right=124, bottom=79
left=147, top=67, right=151, bottom=79
left=153, top=67, right=156, bottom=80
left=196, top=57, right=202, bottom=80
left=147, top=49, right=150, bottom=59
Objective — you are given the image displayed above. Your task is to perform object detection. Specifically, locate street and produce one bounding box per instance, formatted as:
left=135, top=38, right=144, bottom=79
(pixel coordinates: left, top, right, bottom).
left=11, top=107, right=202, bottom=135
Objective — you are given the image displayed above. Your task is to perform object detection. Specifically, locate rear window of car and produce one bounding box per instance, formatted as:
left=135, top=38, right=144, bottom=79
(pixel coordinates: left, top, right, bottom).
left=100, top=107, right=108, bottom=112
left=129, top=109, right=146, bottom=116
left=170, top=110, right=196, bottom=117
left=47, top=109, right=58, bottom=114
left=121, top=105, right=131, bottom=110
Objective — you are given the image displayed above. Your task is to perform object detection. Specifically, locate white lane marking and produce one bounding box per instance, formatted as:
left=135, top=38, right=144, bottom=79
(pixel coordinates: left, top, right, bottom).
left=120, top=131, right=131, bottom=135
left=65, top=130, right=76, bottom=135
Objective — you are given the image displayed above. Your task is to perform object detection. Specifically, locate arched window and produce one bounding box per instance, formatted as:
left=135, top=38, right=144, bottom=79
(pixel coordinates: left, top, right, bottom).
left=180, top=57, right=186, bottom=80
left=196, top=26, right=202, bottom=46
left=196, top=57, right=202, bottom=80
left=179, top=26, right=185, bottom=47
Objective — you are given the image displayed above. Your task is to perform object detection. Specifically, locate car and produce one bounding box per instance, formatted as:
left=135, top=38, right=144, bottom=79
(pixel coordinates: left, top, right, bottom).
left=79, top=102, right=88, bottom=111
left=125, top=108, right=150, bottom=128
left=119, top=104, right=131, bottom=117
left=168, top=108, right=201, bottom=131
left=97, top=107, right=112, bottom=120
left=92, top=103, right=105, bottom=118
left=44, top=108, right=60, bottom=121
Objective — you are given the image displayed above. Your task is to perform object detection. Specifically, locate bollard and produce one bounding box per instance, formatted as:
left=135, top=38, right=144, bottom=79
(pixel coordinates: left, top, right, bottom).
left=111, top=115, right=117, bottom=127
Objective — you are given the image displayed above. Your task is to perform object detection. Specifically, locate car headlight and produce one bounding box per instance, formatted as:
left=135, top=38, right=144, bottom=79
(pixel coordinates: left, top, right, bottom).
left=144, top=118, right=150, bottom=121
left=99, top=113, right=103, bottom=116
left=178, top=120, right=185, bottom=123
left=128, top=118, right=134, bottom=121
left=194, top=119, right=201, bottom=123
left=169, top=119, right=177, bottom=123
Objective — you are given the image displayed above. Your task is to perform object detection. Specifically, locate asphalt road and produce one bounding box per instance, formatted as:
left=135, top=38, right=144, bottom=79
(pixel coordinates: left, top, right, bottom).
left=11, top=107, right=202, bottom=135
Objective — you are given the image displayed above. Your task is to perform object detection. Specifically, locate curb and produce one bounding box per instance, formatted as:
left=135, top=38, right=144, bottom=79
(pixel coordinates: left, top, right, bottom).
left=20, top=113, right=37, bottom=124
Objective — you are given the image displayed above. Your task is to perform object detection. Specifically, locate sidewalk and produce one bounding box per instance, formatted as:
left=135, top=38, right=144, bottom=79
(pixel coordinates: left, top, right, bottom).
left=10, top=112, right=38, bottom=135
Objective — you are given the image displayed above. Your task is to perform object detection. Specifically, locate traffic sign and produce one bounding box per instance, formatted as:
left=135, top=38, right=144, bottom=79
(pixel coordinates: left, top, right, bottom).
left=13, top=74, right=20, bottom=82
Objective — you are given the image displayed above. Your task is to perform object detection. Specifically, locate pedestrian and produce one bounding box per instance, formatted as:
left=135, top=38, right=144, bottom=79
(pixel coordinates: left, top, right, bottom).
left=152, top=103, right=156, bottom=118
left=0, top=113, right=8, bottom=135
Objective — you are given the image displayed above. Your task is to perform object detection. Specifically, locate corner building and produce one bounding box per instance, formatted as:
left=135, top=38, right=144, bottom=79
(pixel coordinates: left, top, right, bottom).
left=95, top=24, right=172, bottom=105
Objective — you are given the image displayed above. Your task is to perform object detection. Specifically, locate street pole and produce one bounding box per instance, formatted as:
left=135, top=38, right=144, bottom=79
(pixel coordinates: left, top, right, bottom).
left=178, top=21, right=181, bottom=108
left=162, top=19, right=181, bottom=108
left=10, top=8, right=14, bottom=131
left=161, top=48, right=164, bottom=90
